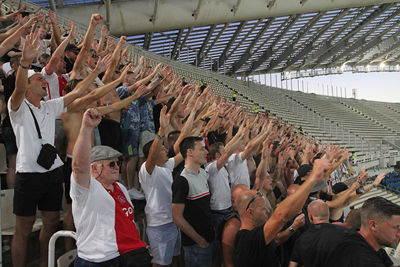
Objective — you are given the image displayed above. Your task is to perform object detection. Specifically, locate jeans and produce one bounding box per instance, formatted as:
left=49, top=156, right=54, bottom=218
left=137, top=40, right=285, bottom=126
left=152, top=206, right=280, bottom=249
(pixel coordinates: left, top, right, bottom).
left=183, top=243, right=213, bottom=267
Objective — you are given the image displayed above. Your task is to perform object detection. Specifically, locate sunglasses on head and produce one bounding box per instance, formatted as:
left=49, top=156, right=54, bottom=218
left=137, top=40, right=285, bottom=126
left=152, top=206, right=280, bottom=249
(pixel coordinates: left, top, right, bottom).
left=105, top=160, right=121, bottom=168
left=246, top=190, right=264, bottom=210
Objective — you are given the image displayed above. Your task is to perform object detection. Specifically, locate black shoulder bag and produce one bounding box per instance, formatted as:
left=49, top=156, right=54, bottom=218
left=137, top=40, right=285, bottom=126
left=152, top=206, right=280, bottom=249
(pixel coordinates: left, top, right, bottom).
left=26, top=101, right=58, bottom=169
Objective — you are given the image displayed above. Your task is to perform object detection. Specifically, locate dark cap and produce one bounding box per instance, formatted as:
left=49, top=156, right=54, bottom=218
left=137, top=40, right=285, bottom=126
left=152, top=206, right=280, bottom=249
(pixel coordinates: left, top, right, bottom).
left=91, top=145, right=122, bottom=163
left=297, top=164, right=312, bottom=179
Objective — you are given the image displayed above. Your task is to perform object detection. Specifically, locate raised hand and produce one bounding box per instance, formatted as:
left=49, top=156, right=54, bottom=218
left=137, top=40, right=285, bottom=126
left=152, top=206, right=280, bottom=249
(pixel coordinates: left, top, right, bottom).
left=21, top=29, right=41, bottom=64
left=83, top=108, right=102, bottom=128
left=159, top=105, right=170, bottom=132
left=95, top=54, right=112, bottom=73
left=311, top=158, right=331, bottom=181
left=292, top=213, right=305, bottom=230
left=91, top=13, right=103, bottom=25
left=373, top=172, right=386, bottom=186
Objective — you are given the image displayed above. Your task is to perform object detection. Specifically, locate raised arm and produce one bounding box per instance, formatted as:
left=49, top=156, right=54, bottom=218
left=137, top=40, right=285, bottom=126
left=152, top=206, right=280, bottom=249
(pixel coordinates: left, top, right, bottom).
left=216, top=124, right=245, bottom=170
left=44, top=22, right=76, bottom=75
left=0, top=13, right=40, bottom=58
left=72, top=108, right=101, bottom=188
left=263, top=158, right=331, bottom=244
left=101, top=36, right=126, bottom=84
left=145, top=105, right=169, bottom=174
left=10, top=30, right=40, bottom=111
left=70, top=14, right=102, bottom=79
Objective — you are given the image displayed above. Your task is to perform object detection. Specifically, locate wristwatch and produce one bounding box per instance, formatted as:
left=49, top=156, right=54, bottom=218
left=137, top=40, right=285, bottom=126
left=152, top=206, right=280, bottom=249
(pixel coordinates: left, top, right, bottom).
left=289, top=226, right=295, bottom=233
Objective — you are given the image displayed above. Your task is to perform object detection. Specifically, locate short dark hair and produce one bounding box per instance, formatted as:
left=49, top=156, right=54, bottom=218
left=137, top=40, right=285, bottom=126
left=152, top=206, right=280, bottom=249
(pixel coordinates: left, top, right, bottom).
left=143, top=140, right=154, bottom=159
left=361, top=197, right=400, bottom=227
left=167, top=130, right=181, bottom=143
left=179, top=136, right=203, bottom=159
left=209, top=142, right=224, bottom=160
left=66, top=79, right=83, bottom=93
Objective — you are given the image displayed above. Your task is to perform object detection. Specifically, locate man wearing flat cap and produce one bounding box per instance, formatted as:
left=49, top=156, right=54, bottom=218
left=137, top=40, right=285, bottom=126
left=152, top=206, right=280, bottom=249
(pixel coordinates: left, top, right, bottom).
left=71, top=108, right=151, bottom=266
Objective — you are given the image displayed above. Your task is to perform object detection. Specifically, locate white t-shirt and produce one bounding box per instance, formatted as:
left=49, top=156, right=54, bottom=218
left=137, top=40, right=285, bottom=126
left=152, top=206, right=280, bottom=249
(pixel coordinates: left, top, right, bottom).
left=205, top=161, right=232, bottom=211
left=139, top=158, right=175, bottom=227
left=41, top=67, right=70, bottom=100
left=226, top=152, right=250, bottom=188
left=8, top=98, right=65, bottom=173
left=71, top=174, right=145, bottom=262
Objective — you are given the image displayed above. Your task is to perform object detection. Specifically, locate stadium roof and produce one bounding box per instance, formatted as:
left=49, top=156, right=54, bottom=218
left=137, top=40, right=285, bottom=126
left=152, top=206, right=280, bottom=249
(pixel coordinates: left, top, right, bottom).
left=25, top=0, right=400, bottom=77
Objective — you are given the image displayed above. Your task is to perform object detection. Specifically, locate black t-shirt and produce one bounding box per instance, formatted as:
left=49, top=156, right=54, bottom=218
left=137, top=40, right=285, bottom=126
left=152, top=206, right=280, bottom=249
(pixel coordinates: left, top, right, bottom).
left=291, top=223, right=351, bottom=267
left=172, top=173, right=214, bottom=246
left=328, top=231, right=393, bottom=267
left=1, top=71, right=16, bottom=128
left=64, top=56, right=74, bottom=73
left=234, top=224, right=281, bottom=267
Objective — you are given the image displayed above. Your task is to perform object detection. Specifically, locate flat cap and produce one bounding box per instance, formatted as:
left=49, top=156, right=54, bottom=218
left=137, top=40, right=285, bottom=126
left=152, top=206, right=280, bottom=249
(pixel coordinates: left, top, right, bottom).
left=90, top=145, right=122, bottom=163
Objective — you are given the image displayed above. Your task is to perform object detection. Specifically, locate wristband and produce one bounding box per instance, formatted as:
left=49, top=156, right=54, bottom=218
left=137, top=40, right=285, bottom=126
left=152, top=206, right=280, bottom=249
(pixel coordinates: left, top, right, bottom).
left=20, top=63, right=30, bottom=69
left=156, top=133, right=164, bottom=139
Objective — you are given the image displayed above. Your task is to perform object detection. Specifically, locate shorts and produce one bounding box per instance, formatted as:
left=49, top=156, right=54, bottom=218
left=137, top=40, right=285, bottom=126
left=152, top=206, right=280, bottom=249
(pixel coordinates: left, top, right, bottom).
left=146, top=222, right=181, bottom=265
left=121, top=128, right=139, bottom=158
left=63, top=156, right=72, bottom=204
left=13, top=167, right=63, bottom=216
left=98, top=118, right=122, bottom=152
left=2, top=126, right=17, bottom=156
left=138, top=131, right=155, bottom=158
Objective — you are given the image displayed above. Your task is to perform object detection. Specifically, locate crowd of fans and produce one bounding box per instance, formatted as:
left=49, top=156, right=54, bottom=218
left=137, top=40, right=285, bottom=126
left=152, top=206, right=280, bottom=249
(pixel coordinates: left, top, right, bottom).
left=0, top=4, right=400, bottom=267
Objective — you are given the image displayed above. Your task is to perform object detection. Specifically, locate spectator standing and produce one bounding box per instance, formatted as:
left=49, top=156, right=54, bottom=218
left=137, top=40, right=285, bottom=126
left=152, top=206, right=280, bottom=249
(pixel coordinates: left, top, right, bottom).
left=71, top=108, right=151, bottom=266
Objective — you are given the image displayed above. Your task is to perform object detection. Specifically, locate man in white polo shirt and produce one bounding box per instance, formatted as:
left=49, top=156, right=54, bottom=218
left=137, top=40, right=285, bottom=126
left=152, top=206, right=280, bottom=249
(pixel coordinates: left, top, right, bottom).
left=139, top=105, right=184, bottom=266
left=8, top=30, right=90, bottom=267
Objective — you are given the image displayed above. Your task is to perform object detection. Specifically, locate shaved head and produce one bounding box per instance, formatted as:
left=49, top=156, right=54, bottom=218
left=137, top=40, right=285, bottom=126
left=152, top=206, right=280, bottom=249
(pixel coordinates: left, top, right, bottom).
left=308, top=199, right=329, bottom=223
left=237, top=190, right=272, bottom=227
left=232, top=184, right=249, bottom=211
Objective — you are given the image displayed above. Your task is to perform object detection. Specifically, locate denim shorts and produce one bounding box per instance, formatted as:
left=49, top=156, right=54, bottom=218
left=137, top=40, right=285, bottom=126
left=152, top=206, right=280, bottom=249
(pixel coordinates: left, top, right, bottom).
left=183, top=243, right=213, bottom=267
left=146, top=222, right=181, bottom=265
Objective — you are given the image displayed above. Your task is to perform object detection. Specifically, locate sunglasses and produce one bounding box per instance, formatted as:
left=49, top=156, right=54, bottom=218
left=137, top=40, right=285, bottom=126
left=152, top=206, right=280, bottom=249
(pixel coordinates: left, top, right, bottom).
left=104, top=160, right=121, bottom=168
left=246, top=190, right=264, bottom=210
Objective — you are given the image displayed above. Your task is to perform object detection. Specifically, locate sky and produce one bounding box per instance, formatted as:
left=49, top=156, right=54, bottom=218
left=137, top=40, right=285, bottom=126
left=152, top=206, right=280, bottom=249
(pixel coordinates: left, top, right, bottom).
left=252, top=72, right=400, bottom=103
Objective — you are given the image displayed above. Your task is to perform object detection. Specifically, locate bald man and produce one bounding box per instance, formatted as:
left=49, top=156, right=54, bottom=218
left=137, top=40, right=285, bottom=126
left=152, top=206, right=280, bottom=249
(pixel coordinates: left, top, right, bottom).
left=222, top=184, right=249, bottom=267
left=289, top=200, right=351, bottom=267
left=233, top=158, right=331, bottom=267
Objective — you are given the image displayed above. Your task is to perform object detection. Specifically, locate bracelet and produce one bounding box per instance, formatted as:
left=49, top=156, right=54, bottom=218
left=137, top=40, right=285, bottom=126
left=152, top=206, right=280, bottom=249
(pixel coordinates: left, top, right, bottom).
left=156, top=133, right=164, bottom=139
left=289, top=226, right=295, bottom=233
left=20, top=63, right=30, bottom=69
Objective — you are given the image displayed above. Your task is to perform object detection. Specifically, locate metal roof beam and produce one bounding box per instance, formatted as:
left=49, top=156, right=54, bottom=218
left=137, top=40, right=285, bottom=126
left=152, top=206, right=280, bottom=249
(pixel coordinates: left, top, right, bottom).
left=345, top=10, right=400, bottom=64
left=175, top=27, right=193, bottom=60
left=227, top=18, right=274, bottom=75
left=212, top=22, right=245, bottom=71
left=227, top=19, right=262, bottom=58
left=143, top=32, right=153, bottom=50
left=309, top=4, right=393, bottom=67
left=171, top=29, right=183, bottom=59
left=245, top=15, right=299, bottom=75
left=202, top=23, right=229, bottom=61
left=54, top=0, right=400, bottom=36
left=263, top=12, right=324, bottom=72
left=284, top=9, right=349, bottom=71
left=193, top=25, right=216, bottom=65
